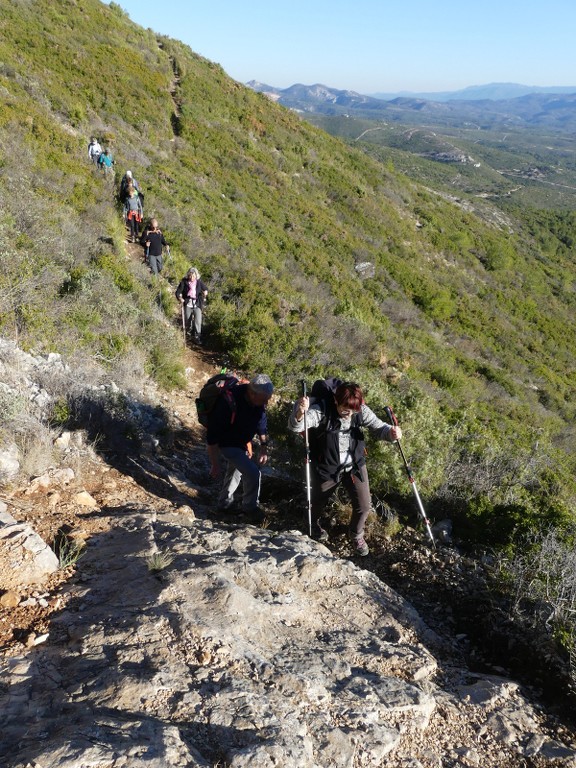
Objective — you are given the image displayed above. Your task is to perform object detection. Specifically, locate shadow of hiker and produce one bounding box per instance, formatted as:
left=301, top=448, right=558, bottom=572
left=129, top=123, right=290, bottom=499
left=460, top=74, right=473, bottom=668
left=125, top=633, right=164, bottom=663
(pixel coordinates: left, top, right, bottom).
left=0, top=506, right=258, bottom=767
left=0, top=506, right=320, bottom=768
left=64, top=388, right=207, bottom=509
left=0, top=509, right=172, bottom=760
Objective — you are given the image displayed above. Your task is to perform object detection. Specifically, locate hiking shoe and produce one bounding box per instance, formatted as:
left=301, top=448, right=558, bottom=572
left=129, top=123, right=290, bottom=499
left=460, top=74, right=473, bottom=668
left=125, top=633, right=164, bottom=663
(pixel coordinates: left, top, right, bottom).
left=215, top=500, right=237, bottom=514
left=244, top=506, right=265, bottom=524
left=352, top=536, right=370, bottom=557
left=312, top=523, right=329, bottom=543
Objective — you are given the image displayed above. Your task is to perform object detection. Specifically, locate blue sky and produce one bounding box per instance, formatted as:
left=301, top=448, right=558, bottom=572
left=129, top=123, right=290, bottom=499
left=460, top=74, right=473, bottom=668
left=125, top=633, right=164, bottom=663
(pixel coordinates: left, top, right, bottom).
left=107, top=0, right=576, bottom=94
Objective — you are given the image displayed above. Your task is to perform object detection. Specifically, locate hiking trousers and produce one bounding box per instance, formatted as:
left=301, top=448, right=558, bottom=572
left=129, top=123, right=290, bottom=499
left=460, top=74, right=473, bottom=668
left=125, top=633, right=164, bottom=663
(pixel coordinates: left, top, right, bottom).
left=184, top=302, right=203, bottom=337
left=148, top=252, right=163, bottom=274
left=311, top=463, right=371, bottom=538
left=128, top=213, right=140, bottom=240
left=217, top=446, right=261, bottom=512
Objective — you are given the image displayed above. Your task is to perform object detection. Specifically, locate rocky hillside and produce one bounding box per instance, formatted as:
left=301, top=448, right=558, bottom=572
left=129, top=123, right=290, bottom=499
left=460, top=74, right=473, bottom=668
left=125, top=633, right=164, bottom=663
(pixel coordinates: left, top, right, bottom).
left=2, top=2, right=576, bottom=763
left=3, top=0, right=576, bottom=553
left=2, top=333, right=576, bottom=767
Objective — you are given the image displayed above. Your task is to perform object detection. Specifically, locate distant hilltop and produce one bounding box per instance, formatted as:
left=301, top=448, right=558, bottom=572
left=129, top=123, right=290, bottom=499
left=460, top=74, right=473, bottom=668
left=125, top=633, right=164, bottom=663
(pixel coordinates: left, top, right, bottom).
left=246, top=80, right=576, bottom=132
left=247, top=81, right=576, bottom=104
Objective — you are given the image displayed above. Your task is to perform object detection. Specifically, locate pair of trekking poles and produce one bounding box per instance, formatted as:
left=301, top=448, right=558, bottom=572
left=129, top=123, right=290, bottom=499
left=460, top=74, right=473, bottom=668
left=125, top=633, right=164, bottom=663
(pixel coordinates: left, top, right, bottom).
left=300, top=381, right=435, bottom=547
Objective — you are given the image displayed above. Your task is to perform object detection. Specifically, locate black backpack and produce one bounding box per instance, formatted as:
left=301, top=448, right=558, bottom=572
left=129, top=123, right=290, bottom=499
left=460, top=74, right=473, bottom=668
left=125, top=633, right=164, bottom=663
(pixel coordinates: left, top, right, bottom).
left=307, top=377, right=365, bottom=475
left=310, top=377, right=344, bottom=409
left=195, top=372, right=241, bottom=428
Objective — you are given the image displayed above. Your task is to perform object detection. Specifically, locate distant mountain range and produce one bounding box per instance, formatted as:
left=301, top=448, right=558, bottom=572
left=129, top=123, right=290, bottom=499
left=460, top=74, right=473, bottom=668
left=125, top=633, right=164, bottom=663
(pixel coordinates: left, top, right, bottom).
left=246, top=81, right=576, bottom=131
left=371, top=82, right=576, bottom=102
left=248, top=81, right=576, bottom=104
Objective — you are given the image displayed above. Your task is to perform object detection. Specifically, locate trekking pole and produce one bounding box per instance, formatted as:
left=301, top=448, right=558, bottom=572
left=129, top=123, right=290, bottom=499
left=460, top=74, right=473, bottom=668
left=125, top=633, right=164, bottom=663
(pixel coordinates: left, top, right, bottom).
left=181, top=302, right=187, bottom=345
left=301, top=380, right=313, bottom=538
left=384, top=406, right=436, bottom=548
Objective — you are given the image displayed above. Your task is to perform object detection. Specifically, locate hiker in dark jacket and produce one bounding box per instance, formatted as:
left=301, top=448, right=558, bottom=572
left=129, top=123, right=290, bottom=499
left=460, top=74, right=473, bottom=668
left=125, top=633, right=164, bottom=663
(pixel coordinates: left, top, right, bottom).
left=175, top=267, right=208, bottom=344
left=288, top=380, right=401, bottom=556
left=123, top=185, right=143, bottom=242
left=141, top=218, right=168, bottom=274
left=207, top=374, right=273, bottom=522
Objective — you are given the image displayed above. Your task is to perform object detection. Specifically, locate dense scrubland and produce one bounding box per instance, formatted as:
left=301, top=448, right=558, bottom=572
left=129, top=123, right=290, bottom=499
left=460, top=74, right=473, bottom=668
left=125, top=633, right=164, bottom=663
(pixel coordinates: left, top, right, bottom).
left=2, top=0, right=576, bottom=677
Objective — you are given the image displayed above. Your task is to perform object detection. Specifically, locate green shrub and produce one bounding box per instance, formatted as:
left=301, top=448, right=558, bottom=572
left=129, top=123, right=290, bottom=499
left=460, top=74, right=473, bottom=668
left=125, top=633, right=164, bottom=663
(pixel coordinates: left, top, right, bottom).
left=93, top=252, right=136, bottom=294
left=146, top=342, right=186, bottom=390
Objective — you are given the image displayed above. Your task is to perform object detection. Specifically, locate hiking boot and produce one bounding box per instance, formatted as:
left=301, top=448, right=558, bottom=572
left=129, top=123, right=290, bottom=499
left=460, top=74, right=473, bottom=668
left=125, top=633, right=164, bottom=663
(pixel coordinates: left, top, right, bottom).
left=352, top=536, right=370, bottom=557
left=312, top=523, right=329, bottom=543
left=244, top=506, right=265, bottom=524
left=215, top=500, right=237, bottom=514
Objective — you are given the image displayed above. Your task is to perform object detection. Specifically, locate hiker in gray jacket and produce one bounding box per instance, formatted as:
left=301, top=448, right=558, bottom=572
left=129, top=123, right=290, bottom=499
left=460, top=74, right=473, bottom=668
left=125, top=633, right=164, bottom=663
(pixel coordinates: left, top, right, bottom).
left=123, top=185, right=143, bottom=242
left=288, top=380, right=401, bottom=556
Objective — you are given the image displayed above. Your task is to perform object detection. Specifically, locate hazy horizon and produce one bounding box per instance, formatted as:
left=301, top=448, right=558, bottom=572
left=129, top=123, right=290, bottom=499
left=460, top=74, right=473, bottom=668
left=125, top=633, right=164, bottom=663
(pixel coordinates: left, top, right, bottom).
left=106, top=0, right=576, bottom=94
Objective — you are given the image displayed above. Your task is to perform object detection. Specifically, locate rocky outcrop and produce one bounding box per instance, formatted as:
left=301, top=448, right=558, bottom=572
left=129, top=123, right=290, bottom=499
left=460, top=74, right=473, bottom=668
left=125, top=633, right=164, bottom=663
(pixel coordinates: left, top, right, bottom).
left=2, top=337, right=576, bottom=766
left=2, top=507, right=575, bottom=768
left=0, top=502, right=59, bottom=589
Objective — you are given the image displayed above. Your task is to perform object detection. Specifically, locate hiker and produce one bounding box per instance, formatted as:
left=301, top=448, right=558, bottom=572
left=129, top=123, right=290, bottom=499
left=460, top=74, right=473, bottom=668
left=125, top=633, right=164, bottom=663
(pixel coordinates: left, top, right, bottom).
left=207, top=374, right=273, bottom=522
left=97, top=148, right=114, bottom=175
left=123, top=185, right=143, bottom=243
left=88, top=137, right=102, bottom=165
left=119, top=170, right=144, bottom=205
left=141, top=218, right=169, bottom=275
left=288, top=379, right=402, bottom=556
left=175, top=267, right=208, bottom=344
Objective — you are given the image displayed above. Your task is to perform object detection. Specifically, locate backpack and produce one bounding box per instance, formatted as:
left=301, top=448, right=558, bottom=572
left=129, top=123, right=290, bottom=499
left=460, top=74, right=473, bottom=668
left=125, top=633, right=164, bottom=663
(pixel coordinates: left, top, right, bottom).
left=195, top=372, right=241, bottom=428
left=307, top=377, right=364, bottom=471
left=310, top=377, right=344, bottom=409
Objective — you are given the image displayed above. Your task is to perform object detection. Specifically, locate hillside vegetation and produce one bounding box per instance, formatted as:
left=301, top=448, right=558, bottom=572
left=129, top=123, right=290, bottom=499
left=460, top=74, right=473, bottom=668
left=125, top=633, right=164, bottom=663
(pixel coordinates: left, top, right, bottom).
left=1, top=0, right=576, bottom=552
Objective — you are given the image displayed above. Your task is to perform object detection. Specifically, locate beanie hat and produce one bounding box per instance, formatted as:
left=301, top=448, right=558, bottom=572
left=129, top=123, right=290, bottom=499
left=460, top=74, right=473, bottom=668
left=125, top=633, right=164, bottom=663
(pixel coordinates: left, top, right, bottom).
left=249, top=374, right=273, bottom=397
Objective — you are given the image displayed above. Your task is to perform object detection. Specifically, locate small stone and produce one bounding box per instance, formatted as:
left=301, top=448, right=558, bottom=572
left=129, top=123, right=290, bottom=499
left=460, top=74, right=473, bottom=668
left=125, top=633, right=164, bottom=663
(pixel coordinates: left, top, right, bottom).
left=48, top=491, right=61, bottom=509
left=1, top=591, right=21, bottom=608
left=196, top=649, right=212, bottom=665
left=74, top=491, right=98, bottom=508
left=54, top=431, right=72, bottom=450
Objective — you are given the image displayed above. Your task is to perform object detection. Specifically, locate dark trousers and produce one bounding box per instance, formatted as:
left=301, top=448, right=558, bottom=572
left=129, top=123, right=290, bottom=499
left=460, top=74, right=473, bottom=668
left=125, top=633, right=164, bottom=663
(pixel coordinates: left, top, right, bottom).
left=311, top=463, right=371, bottom=539
left=128, top=214, right=140, bottom=239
